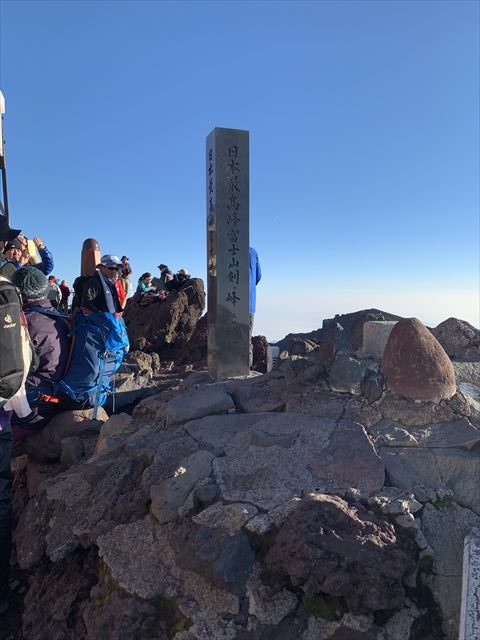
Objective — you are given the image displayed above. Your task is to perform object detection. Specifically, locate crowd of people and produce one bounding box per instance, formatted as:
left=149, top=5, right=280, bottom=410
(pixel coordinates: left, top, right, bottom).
left=0, top=218, right=261, bottom=615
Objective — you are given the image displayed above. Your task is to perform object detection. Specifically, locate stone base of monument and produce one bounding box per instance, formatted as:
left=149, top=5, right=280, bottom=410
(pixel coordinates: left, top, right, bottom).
left=362, top=320, right=398, bottom=360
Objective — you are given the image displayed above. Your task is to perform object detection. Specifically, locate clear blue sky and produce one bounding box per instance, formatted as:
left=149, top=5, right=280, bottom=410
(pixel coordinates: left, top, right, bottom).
left=1, top=0, right=478, bottom=340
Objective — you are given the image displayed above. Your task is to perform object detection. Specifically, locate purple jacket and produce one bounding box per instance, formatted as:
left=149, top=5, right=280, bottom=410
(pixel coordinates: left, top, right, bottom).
left=23, top=299, right=71, bottom=389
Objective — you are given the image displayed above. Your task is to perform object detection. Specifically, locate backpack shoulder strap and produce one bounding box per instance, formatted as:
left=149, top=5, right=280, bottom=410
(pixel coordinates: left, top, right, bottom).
left=24, top=305, right=71, bottom=319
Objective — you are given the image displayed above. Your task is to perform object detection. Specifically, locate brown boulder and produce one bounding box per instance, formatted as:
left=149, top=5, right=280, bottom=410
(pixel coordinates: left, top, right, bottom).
left=123, top=278, right=205, bottom=357
left=265, top=494, right=414, bottom=612
left=381, top=318, right=456, bottom=402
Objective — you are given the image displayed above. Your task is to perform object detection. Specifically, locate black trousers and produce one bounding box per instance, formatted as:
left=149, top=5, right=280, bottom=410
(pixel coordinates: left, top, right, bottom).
left=0, top=421, right=12, bottom=597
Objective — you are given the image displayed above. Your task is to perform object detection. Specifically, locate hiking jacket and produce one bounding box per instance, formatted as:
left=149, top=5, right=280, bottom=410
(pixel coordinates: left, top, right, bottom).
left=36, top=246, right=54, bottom=275
left=81, top=273, right=123, bottom=313
left=249, top=247, right=262, bottom=314
left=23, top=299, right=71, bottom=389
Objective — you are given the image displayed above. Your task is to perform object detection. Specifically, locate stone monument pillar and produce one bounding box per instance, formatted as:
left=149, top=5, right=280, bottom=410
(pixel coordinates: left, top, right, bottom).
left=206, top=127, right=249, bottom=379
left=81, top=238, right=101, bottom=276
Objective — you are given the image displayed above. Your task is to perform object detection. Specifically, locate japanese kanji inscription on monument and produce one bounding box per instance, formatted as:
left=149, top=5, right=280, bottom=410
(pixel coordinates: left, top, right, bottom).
left=206, top=127, right=249, bottom=379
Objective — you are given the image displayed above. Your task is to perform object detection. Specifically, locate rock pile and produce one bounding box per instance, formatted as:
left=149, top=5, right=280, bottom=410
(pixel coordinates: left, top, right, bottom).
left=7, top=310, right=480, bottom=640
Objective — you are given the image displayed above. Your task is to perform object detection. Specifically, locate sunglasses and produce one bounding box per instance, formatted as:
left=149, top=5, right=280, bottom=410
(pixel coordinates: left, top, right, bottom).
left=105, top=266, right=119, bottom=271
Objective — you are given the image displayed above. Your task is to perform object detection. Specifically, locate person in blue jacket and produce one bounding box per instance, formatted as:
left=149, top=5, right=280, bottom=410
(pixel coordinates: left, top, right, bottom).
left=249, top=246, right=262, bottom=367
left=0, top=235, right=54, bottom=281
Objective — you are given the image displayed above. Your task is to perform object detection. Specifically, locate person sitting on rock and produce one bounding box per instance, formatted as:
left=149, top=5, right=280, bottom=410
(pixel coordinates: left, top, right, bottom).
left=81, top=255, right=123, bottom=314
left=175, top=268, right=191, bottom=288
left=136, top=272, right=156, bottom=295
left=11, top=267, right=72, bottom=440
left=157, top=263, right=174, bottom=292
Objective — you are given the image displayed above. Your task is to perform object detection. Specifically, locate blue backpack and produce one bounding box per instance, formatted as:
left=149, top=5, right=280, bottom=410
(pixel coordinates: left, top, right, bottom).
left=25, top=307, right=129, bottom=417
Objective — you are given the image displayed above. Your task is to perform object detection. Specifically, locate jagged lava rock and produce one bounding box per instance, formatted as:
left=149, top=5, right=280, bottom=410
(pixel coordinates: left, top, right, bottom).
left=381, top=317, right=456, bottom=401
left=123, top=278, right=205, bottom=355
left=265, top=494, right=414, bottom=612
left=431, top=317, right=480, bottom=361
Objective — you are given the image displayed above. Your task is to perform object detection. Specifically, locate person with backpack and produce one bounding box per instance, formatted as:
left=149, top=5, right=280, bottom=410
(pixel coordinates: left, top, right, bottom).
left=11, top=267, right=71, bottom=440
left=119, top=256, right=132, bottom=297
left=81, top=255, right=123, bottom=314
left=0, top=216, right=32, bottom=613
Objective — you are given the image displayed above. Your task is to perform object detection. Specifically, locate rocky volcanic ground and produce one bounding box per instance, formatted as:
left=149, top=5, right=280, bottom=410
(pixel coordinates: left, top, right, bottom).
left=4, top=287, right=480, bottom=640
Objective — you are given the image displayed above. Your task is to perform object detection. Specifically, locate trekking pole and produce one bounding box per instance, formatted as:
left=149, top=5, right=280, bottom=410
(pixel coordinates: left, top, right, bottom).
left=0, top=90, right=9, bottom=223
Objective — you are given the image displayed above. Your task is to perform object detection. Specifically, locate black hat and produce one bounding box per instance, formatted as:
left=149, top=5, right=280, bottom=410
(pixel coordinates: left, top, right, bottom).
left=0, top=215, right=21, bottom=242
left=4, top=239, right=22, bottom=252
left=121, top=256, right=129, bottom=261
left=158, top=263, right=168, bottom=270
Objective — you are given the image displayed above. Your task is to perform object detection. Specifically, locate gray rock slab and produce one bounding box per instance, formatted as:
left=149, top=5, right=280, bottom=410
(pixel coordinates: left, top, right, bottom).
left=214, top=413, right=382, bottom=510
left=150, top=450, right=213, bottom=523
left=368, top=420, right=419, bottom=447
left=184, top=413, right=271, bottom=455
left=423, top=574, right=463, bottom=640
left=141, top=435, right=199, bottom=490
left=230, top=378, right=285, bottom=413
left=380, top=447, right=480, bottom=513
left=165, top=384, right=235, bottom=425
left=246, top=563, right=298, bottom=625
left=283, top=387, right=346, bottom=421
left=124, top=425, right=185, bottom=465
left=422, top=502, right=480, bottom=576
left=308, top=419, right=385, bottom=494
left=97, top=518, right=179, bottom=599
left=106, top=373, right=159, bottom=411
left=454, top=362, right=480, bottom=387
left=95, top=413, right=136, bottom=454
left=192, top=502, right=258, bottom=534
left=408, top=418, right=480, bottom=450
left=329, top=354, right=368, bottom=395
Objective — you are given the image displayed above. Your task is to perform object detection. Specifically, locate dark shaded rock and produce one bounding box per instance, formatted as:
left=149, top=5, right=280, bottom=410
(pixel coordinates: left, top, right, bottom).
left=174, top=521, right=255, bottom=595
left=431, top=317, right=480, bottom=361
left=253, top=334, right=268, bottom=373
left=315, top=323, right=352, bottom=367
left=275, top=309, right=402, bottom=353
left=124, top=350, right=155, bottom=376
left=60, top=437, right=84, bottom=467
left=329, top=355, right=368, bottom=395
left=382, top=318, right=456, bottom=402
left=82, top=580, right=172, bottom=640
left=288, top=337, right=318, bottom=356
left=265, top=494, right=414, bottom=612
left=175, top=313, right=208, bottom=369
left=24, top=408, right=107, bottom=463
left=362, top=371, right=385, bottom=403
left=22, top=548, right=98, bottom=640
left=123, top=278, right=205, bottom=357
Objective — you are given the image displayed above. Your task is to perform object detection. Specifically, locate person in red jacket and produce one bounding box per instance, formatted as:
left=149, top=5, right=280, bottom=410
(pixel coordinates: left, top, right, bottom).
left=59, top=280, right=70, bottom=312
left=114, top=271, right=127, bottom=310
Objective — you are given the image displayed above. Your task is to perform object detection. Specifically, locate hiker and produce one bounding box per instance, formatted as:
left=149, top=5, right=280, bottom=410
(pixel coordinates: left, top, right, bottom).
left=47, top=275, right=62, bottom=309
left=11, top=267, right=71, bottom=440
left=157, top=263, right=174, bottom=292
left=119, top=256, right=132, bottom=296
left=249, top=246, right=262, bottom=368
left=136, top=272, right=157, bottom=294
left=114, top=271, right=127, bottom=310
left=0, top=216, right=33, bottom=614
left=0, top=235, right=54, bottom=280
left=81, top=254, right=123, bottom=314
left=26, top=237, right=54, bottom=275
left=0, top=238, right=22, bottom=280
left=59, top=280, right=70, bottom=312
